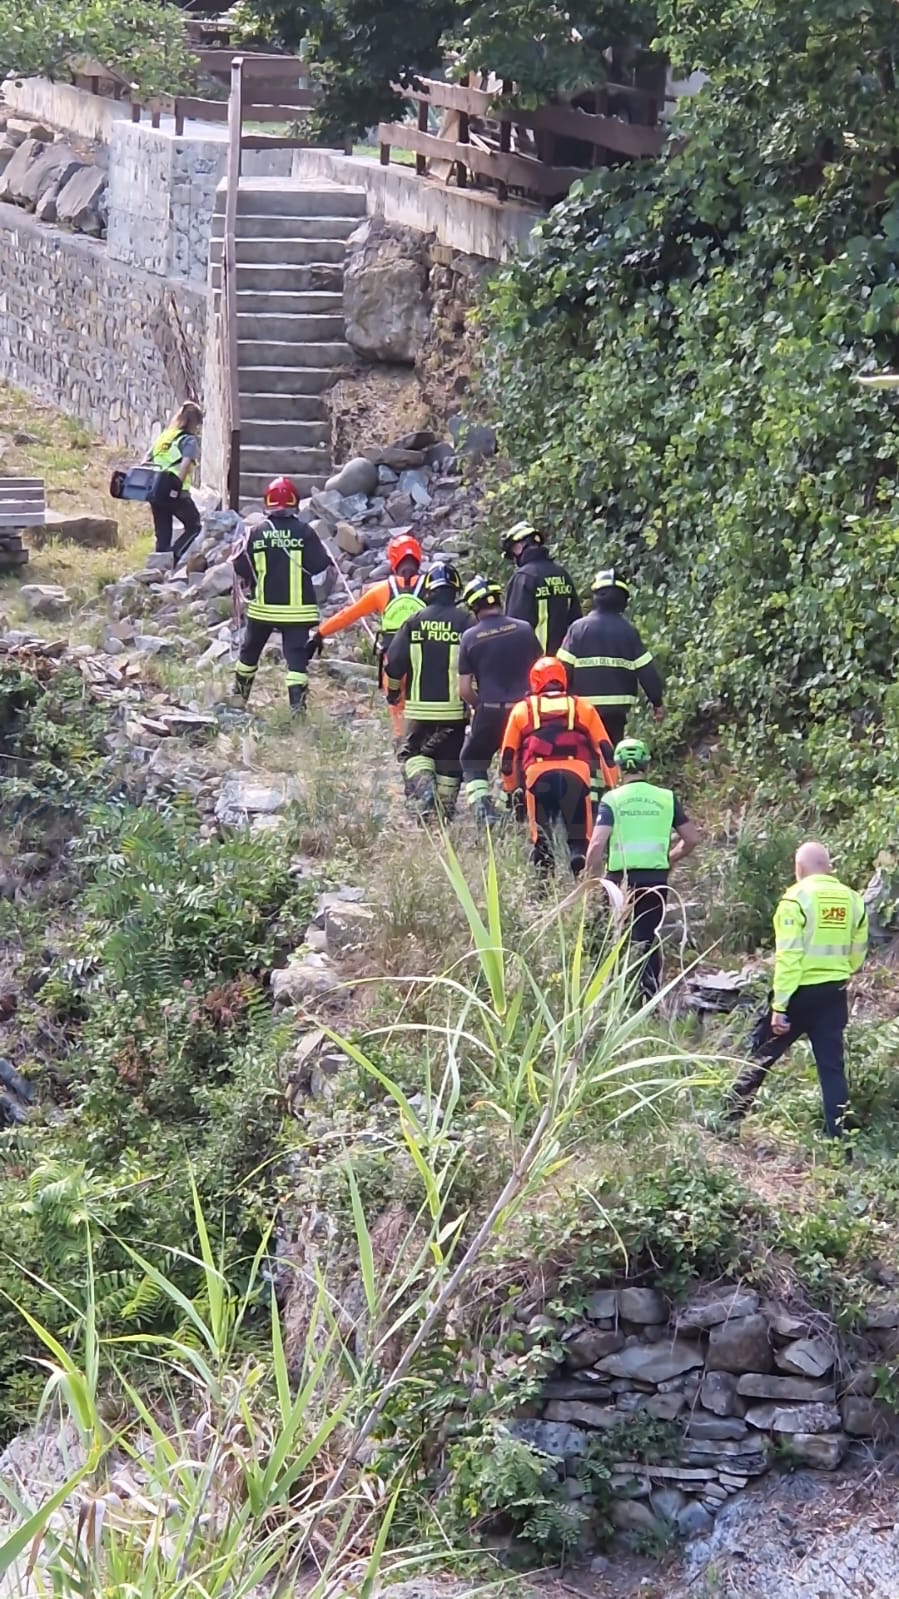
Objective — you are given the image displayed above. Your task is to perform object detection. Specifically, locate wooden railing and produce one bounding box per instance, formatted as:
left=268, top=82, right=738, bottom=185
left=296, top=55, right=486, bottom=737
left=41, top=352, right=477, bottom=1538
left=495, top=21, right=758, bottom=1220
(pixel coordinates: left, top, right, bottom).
left=378, top=75, right=667, bottom=203
left=130, top=51, right=320, bottom=137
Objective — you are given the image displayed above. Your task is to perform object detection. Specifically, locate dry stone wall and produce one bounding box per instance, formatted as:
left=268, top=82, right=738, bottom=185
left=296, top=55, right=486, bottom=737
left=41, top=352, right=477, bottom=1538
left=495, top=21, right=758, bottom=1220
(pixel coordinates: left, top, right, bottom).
left=0, top=202, right=205, bottom=448
left=513, top=1282, right=899, bottom=1546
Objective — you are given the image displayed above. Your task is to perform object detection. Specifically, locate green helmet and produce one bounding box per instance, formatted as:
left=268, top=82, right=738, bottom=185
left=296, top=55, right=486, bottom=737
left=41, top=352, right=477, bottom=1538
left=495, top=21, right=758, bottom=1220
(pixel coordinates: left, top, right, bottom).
left=461, top=574, right=503, bottom=613
left=614, top=737, right=650, bottom=772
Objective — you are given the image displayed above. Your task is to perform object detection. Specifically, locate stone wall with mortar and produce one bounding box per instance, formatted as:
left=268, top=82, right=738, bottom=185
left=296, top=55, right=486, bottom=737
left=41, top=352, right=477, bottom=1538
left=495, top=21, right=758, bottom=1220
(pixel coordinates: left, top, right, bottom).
left=512, top=1281, right=899, bottom=1548
left=107, top=122, right=225, bottom=286
left=0, top=201, right=206, bottom=448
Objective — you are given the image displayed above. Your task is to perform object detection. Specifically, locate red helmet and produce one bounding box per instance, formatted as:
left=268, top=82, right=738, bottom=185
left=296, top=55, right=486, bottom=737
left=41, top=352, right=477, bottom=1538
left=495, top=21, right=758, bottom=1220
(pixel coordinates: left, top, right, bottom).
left=388, top=533, right=422, bottom=572
left=529, top=655, right=567, bottom=695
left=264, top=476, right=299, bottom=511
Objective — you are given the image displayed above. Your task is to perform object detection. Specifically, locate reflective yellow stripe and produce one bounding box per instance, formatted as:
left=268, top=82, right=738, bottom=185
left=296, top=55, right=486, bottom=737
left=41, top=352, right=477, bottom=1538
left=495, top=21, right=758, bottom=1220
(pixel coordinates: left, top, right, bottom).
left=572, top=654, right=639, bottom=669
left=410, top=640, right=422, bottom=704
left=585, top=692, right=637, bottom=706
left=633, top=651, right=653, bottom=669
left=254, top=549, right=267, bottom=608
left=406, top=754, right=434, bottom=777
left=806, top=942, right=855, bottom=958
left=288, top=547, right=302, bottom=612
left=405, top=702, right=466, bottom=721
left=557, top=648, right=575, bottom=665
left=285, top=670, right=308, bottom=686
left=246, top=602, right=318, bottom=621
left=536, top=596, right=549, bottom=650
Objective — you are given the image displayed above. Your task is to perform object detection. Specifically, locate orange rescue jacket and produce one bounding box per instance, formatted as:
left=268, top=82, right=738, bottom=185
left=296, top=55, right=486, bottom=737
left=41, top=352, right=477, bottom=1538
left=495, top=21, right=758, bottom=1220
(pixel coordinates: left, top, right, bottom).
left=500, top=692, right=618, bottom=793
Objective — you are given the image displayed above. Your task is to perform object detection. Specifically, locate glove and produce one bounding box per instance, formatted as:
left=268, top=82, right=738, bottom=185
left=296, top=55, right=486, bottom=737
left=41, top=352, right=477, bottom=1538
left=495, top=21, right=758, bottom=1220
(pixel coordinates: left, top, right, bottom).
left=307, top=630, right=324, bottom=659
left=385, top=686, right=402, bottom=706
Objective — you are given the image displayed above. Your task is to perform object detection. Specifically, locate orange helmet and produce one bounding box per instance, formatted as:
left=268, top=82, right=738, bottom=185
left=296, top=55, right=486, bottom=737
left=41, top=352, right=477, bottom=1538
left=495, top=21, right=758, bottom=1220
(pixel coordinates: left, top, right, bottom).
left=388, top=533, right=422, bottom=571
left=529, top=655, right=567, bottom=695
left=264, top=476, right=299, bottom=511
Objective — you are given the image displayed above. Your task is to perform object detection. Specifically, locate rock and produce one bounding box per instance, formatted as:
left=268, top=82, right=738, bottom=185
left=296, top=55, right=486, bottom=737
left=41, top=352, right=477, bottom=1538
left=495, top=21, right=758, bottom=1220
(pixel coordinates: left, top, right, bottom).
left=700, top=1372, right=744, bottom=1416
left=186, top=550, right=207, bottom=574
left=541, top=1380, right=614, bottom=1401
left=612, top=1500, right=662, bottom=1535
left=312, top=887, right=366, bottom=928
left=645, top=1392, right=686, bottom=1421
left=597, top=1341, right=704, bottom=1384
left=840, top=1396, right=893, bottom=1438
left=863, top=1301, right=899, bottom=1329
left=31, top=511, right=119, bottom=550
left=198, top=638, right=233, bottom=667
left=370, top=446, right=428, bottom=471
left=310, top=489, right=344, bottom=528
left=610, top=1469, right=651, bottom=1497
left=678, top=1288, right=760, bottom=1331
left=0, top=139, right=51, bottom=205
left=585, top=1290, right=618, bottom=1319
left=35, top=181, right=61, bottom=222
left=271, top=954, right=342, bottom=1005
left=215, top=776, right=286, bottom=828
left=448, top=414, right=497, bottom=459
left=685, top=1416, right=750, bottom=1441
left=344, top=218, right=430, bottom=363
left=200, top=562, right=234, bottom=597
left=386, top=490, right=415, bottom=523
left=618, top=1287, right=667, bottom=1325
left=509, top=1419, right=586, bottom=1459
left=543, top=1401, right=623, bottom=1430
left=788, top=1432, right=849, bottom=1468
left=131, top=634, right=174, bottom=657
left=843, top=1364, right=878, bottom=1397
left=335, top=521, right=365, bottom=557
left=677, top=1502, right=715, bottom=1539
left=766, top=1307, right=809, bottom=1339
left=145, top=552, right=174, bottom=572
left=745, top=1402, right=842, bottom=1434
left=774, top=1338, right=834, bottom=1379
left=323, top=902, right=375, bottom=958
left=707, top=1314, right=772, bottom=1373
left=563, top=1328, right=625, bottom=1368
left=397, top=468, right=432, bottom=508
left=157, top=711, right=217, bottom=736
left=326, top=457, right=379, bottom=497
left=644, top=1465, right=718, bottom=1484
left=681, top=1439, right=767, bottom=1466
left=19, top=149, right=84, bottom=211
left=736, top=1374, right=835, bottom=1402
left=20, top=583, right=70, bottom=617
left=651, top=1487, right=686, bottom=1520
left=0, top=137, right=18, bottom=173
left=56, top=165, right=107, bottom=234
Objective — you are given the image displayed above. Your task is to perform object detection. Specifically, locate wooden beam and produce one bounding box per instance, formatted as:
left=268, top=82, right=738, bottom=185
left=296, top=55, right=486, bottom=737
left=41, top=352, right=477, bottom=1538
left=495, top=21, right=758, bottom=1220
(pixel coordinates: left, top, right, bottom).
left=196, top=49, right=308, bottom=78
left=239, top=134, right=322, bottom=150
left=390, top=77, right=666, bottom=157
left=376, top=123, right=589, bottom=195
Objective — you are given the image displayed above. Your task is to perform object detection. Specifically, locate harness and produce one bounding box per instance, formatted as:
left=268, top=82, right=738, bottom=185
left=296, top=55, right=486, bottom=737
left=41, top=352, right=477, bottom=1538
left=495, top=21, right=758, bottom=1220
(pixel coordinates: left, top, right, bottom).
left=519, top=694, right=596, bottom=771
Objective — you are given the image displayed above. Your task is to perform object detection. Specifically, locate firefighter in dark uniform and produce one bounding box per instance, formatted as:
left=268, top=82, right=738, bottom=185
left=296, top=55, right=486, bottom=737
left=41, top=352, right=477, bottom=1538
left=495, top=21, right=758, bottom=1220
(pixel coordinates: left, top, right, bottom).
left=502, top=521, right=581, bottom=655
left=457, top=575, right=541, bottom=825
left=558, top=568, right=664, bottom=746
left=385, top=560, right=471, bottom=821
left=232, top=476, right=331, bottom=713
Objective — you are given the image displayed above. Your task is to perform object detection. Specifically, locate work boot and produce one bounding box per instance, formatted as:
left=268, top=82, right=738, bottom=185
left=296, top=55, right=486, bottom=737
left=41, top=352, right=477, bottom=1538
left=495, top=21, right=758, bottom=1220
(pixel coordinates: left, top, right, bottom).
left=288, top=683, right=307, bottom=717
left=472, top=797, right=499, bottom=829
left=233, top=673, right=252, bottom=704
left=569, top=852, right=586, bottom=877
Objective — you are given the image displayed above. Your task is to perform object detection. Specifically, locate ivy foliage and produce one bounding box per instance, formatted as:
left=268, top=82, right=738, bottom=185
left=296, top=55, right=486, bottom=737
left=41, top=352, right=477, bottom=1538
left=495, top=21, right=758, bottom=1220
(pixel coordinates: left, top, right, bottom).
left=476, top=0, right=899, bottom=865
left=0, top=0, right=195, bottom=95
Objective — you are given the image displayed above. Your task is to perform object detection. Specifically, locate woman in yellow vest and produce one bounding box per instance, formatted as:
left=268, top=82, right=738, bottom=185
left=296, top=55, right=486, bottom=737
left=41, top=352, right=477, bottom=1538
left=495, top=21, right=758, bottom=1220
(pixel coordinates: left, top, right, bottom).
left=147, top=401, right=203, bottom=563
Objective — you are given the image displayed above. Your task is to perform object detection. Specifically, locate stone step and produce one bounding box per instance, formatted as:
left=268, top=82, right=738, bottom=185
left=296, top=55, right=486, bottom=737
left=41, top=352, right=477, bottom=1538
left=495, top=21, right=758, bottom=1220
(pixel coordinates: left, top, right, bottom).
left=238, top=340, right=354, bottom=369
left=212, top=262, right=344, bottom=293
left=240, top=445, right=330, bottom=477
left=213, top=214, right=359, bottom=243
left=240, top=471, right=328, bottom=503
left=235, top=289, right=344, bottom=316
left=240, top=418, right=330, bottom=450
left=236, top=311, right=346, bottom=343
left=239, top=366, right=341, bottom=395
left=214, top=232, right=350, bottom=263
left=235, top=181, right=366, bottom=218
left=239, top=392, right=329, bottom=421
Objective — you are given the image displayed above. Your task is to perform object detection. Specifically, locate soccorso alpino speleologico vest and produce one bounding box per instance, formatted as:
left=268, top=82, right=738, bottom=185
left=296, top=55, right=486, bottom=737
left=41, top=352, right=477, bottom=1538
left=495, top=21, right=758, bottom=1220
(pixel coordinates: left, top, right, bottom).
left=603, top=780, right=675, bottom=872
left=243, top=515, right=324, bottom=624
left=402, top=602, right=470, bottom=721
left=381, top=574, right=427, bottom=637
left=149, top=425, right=192, bottom=473
left=517, top=694, right=600, bottom=773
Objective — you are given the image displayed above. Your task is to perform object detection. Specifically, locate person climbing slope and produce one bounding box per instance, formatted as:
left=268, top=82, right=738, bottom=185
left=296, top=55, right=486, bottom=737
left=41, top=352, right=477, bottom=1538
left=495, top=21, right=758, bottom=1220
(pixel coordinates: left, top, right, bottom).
left=502, top=522, right=581, bottom=654
left=457, top=575, right=541, bottom=825
left=559, top=569, right=663, bottom=747
left=385, top=560, right=471, bottom=822
left=146, top=401, right=203, bottom=565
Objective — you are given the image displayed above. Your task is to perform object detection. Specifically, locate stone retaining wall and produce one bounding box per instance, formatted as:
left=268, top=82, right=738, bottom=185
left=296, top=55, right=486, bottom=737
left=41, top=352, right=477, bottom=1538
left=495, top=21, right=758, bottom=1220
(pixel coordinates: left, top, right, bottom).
left=0, top=202, right=206, bottom=448
left=513, top=1283, right=898, bottom=1546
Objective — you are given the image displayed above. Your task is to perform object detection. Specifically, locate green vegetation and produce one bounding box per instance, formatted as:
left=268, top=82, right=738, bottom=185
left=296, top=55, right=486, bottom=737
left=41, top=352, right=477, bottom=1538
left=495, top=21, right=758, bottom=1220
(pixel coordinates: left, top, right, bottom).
left=0, top=0, right=195, bottom=95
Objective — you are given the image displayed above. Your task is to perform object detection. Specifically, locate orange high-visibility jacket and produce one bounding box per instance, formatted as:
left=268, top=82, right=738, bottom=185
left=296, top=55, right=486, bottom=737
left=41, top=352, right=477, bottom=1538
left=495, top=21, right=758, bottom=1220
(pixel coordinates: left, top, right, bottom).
left=500, top=692, right=618, bottom=793
left=318, top=574, right=424, bottom=640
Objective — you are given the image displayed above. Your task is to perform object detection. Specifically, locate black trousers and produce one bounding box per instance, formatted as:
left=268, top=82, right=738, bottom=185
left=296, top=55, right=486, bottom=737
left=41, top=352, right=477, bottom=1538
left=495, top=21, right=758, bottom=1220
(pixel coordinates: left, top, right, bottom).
left=461, top=704, right=513, bottom=798
left=630, top=884, right=668, bottom=998
left=397, top=720, right=466, bottom=818
left=727, top=981, right=850, bottom=1138
left=597, top=709, right=627, bottom=747
left=236, top=619, right=311, bottom=702
left=151, top=474, right=201, bottom=558
left=527, top=769, right=591, bottom=874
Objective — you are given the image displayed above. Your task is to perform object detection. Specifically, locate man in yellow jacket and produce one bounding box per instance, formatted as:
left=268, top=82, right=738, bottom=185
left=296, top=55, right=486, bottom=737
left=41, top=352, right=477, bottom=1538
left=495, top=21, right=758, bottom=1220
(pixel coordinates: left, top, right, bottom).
left=725, top=841, right=868, bottom=1139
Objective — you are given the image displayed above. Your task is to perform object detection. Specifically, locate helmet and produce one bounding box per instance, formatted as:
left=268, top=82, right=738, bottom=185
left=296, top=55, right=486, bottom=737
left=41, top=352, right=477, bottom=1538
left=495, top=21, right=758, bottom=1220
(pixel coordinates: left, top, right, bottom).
left=424, top=559, right=461, bottom=597
left=501, top=520, right=543, bottom=557
left=264, top=476, right=299, bottom=511
left=614, top=737, right=650, bottom=772
left=529, top=655, right=567, bottom=694
left=388, top=533, right=422, bottom=572
left=592, top=567, right=631, bottom=600
left=461, top=574, right=503, bottom=613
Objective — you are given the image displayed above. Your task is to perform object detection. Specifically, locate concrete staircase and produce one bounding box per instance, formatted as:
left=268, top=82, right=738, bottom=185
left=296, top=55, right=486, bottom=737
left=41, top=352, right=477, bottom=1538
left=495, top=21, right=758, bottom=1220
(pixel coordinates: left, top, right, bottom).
left=211, top=179, right=366, bottom=507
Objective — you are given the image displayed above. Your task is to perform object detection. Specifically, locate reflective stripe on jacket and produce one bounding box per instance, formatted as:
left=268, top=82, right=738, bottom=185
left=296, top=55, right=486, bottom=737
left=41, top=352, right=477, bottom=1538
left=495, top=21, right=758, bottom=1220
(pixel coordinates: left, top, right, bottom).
left=385, top=601, right=471, bottom=722
left=558, top=608, right=662, bottom=710
left=603, top=780, right=674, bottom=873
left=773, top=874, right=868, bottom=1010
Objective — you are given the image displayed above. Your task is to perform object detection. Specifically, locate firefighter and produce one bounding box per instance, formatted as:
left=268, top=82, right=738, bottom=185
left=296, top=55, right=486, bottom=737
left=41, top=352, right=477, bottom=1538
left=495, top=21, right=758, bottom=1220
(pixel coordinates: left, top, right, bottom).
left=232, top=476, right=331, bottom=714
left=584, top=738, right=698, bottom=999
left=724, top=842, right=868, bottom=1139
left=307, top=533, right=427, bottom=736
left=500, top=656, right=617, bottom=878
left=458, top=575, right=541, bottom=825
left=385, top=560, right=471, bottom=821
left=502, top=522, right=581, bottom=655
left=558, top=568, right=663, bottom=747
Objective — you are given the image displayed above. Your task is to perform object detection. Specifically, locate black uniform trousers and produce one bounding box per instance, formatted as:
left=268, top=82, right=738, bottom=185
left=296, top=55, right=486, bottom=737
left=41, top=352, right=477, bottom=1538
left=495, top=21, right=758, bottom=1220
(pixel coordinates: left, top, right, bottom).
left=726, top=981, right=850, bottom=1139
left=607, top=874, right=669, bottom=1000
left=461, top=704, right=513, bottom=802
left=527, top=769, right=592, bottom=875
left=236, top=619, right=312, bottom=701
left=397, top=720, right=466, bottom=819
left=151, top=473, right=202, bottom=560
left=596, top=709, right=628, bottom=747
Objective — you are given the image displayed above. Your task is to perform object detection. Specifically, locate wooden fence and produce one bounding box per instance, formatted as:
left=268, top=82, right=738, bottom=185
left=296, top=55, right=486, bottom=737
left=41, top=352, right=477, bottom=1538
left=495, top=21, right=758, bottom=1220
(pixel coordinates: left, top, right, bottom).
left=130, top=51, right=321, bottom=138
left=378, top=75, right=668, bottom=203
